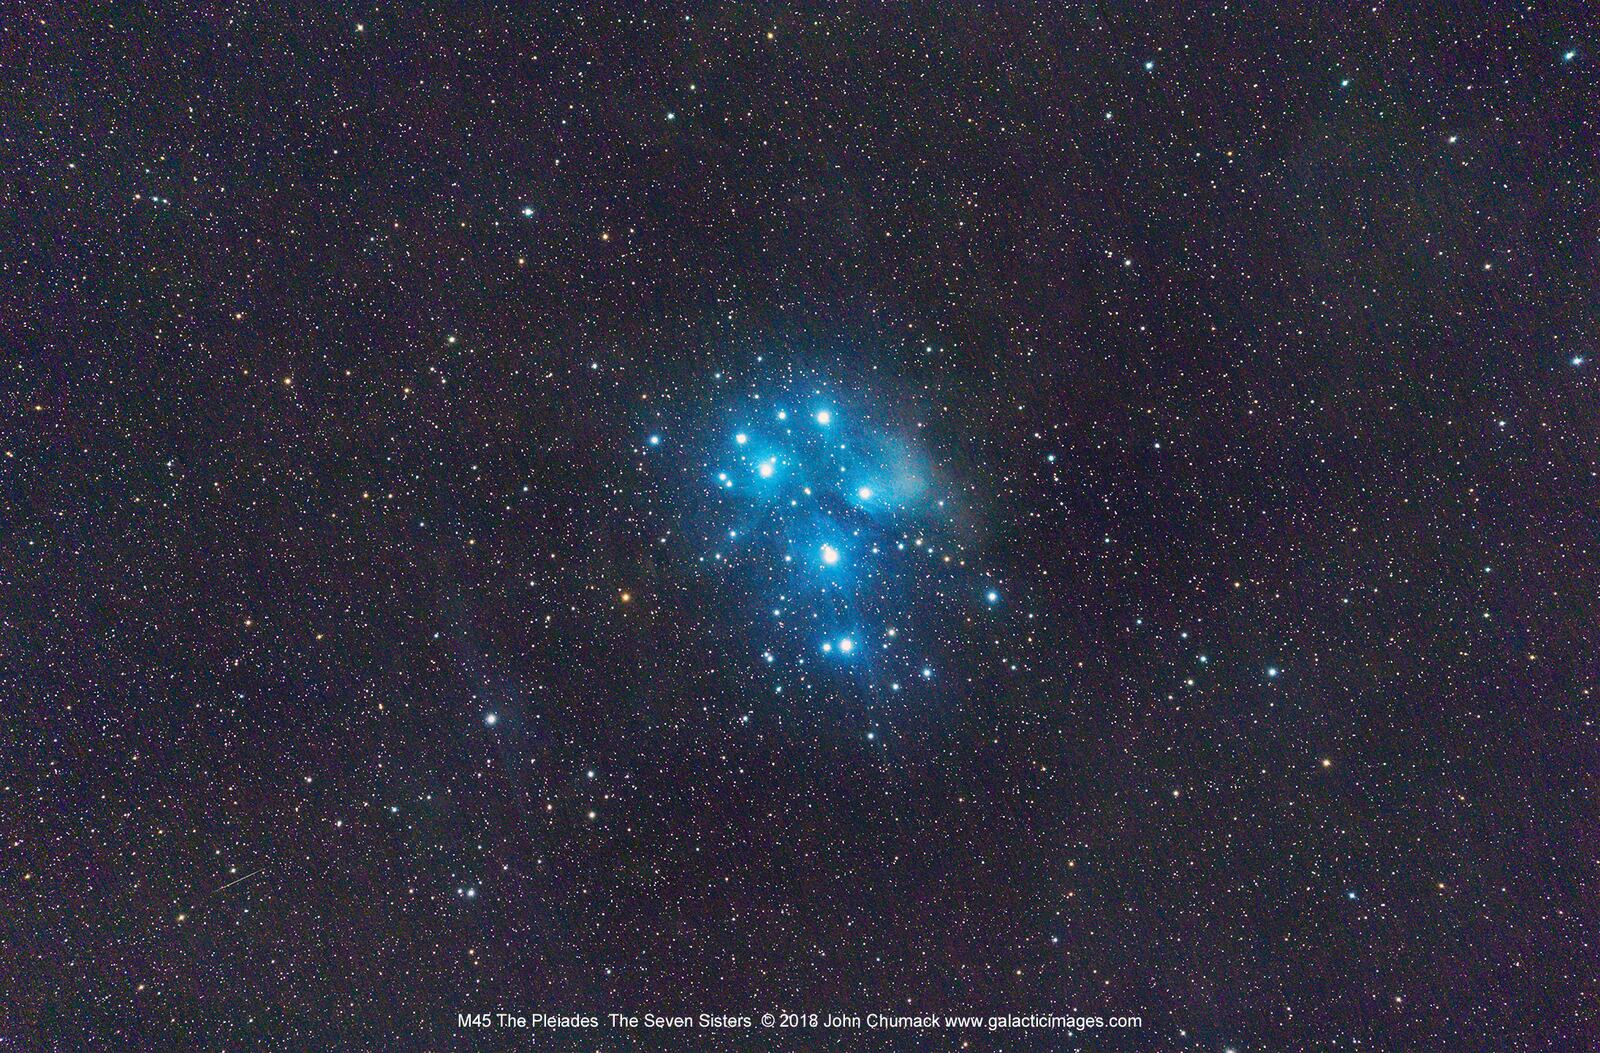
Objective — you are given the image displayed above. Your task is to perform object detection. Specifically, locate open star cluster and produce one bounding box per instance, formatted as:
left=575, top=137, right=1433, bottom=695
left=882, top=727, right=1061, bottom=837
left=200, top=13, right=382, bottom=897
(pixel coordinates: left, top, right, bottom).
left=649, top=377, right=1007, bottom=705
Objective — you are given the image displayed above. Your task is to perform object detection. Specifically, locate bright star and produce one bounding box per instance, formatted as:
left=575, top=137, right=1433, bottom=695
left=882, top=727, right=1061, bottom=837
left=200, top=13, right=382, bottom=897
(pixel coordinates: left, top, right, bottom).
left=815, top=409, right=832, bottom=425
left=820, top=544, right=840, bottom=566
left=484, top=713, right=497, bottom=726
left=921, top=666, right=933, bottom=679
left=1267, top=666, right=1280, bottom=678
left=648, top=434, right=661, bottom=446
left=838, top=637, right=854, bottom=654
left=857, top=486, right=873, bottom=500
left=986, top=590, right=999, bottom=604
left=758, top=461, right=775, bottom=478
left=735, top=433, right=748, bottom=445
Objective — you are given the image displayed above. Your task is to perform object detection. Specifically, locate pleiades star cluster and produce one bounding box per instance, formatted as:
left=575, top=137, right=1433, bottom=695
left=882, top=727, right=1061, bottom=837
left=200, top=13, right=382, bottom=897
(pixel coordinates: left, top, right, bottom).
left=662, top=373, right=1005, bottom=714
left=4, top=4, right=1597, bottom=1052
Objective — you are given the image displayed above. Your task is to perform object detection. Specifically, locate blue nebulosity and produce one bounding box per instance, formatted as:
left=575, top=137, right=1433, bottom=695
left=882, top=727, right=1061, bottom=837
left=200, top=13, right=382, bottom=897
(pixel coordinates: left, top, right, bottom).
left=659, top=376, right=1008, bottom=702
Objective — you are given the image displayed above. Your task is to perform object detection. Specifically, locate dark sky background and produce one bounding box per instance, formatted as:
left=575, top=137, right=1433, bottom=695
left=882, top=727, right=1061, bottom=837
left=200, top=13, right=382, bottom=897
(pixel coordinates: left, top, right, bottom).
left=5, top=3, right=1598, bottom=1050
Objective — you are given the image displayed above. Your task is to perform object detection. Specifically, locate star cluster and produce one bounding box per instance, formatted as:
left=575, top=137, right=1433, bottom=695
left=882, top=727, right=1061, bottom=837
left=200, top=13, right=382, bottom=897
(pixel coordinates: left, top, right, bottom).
left=656, top=373, right=1004, bottom=709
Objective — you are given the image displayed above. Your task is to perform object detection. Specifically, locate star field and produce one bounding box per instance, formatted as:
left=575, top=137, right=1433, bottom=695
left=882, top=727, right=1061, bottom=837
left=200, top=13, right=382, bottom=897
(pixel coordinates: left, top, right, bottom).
left=4, top=4, right=1598, bottom=1051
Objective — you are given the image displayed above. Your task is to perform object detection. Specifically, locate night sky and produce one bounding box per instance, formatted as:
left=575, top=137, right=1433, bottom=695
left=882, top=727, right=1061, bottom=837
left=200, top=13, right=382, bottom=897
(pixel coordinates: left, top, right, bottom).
left=7, top=4, right=1599, bottom=1050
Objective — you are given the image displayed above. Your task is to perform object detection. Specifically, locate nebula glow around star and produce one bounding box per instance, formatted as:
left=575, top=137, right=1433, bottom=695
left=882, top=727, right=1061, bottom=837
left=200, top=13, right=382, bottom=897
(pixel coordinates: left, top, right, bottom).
left=656, top=373, right=1007, bottom=703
